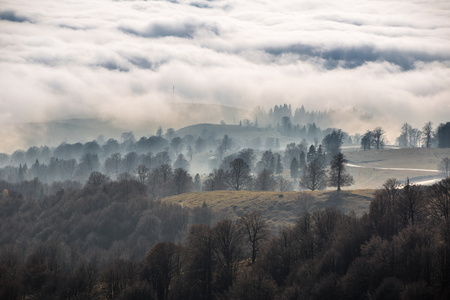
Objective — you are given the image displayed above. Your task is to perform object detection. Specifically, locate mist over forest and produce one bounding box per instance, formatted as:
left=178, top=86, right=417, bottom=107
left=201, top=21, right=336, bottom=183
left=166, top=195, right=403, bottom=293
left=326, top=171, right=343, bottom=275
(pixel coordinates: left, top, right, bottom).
left=1, top=0, right=450, bottom=299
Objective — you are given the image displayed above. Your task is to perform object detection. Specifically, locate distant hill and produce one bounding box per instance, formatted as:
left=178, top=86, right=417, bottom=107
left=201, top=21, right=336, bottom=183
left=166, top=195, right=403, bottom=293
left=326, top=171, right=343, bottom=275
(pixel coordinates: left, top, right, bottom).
left=14, top=118, right=123, bottom=149
left=161, top=189, right=375, bottom=229
left=176, top=123, right=288, bottom=142
left=6, top=103, right=253, bottom=152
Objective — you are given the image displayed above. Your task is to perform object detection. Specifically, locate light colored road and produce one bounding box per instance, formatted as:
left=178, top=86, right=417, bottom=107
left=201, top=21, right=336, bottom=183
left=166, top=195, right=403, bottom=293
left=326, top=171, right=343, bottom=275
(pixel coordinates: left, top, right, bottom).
left=347, top=163, right=442, bottom=186
left=346, top=163, right=439, bottom=173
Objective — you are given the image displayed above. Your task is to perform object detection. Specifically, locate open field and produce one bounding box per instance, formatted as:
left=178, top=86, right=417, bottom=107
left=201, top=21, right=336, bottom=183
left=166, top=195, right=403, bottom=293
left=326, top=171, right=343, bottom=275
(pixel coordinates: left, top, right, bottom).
left=161, top=189, right=375, bottom=229
left=343, top=147, right=450, bottom=189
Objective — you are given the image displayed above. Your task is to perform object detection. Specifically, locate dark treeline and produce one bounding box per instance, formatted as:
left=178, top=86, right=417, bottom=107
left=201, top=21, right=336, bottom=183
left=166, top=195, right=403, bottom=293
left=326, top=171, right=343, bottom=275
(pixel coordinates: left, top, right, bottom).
left=1, top=178, right=450, bottom=299
left=0, top=175, right=215, bottom=298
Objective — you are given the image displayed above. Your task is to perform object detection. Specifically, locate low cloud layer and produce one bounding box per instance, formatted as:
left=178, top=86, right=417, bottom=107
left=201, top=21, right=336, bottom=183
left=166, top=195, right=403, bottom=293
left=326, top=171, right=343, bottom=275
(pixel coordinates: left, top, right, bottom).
left=0, top=0, right=449, bottom=151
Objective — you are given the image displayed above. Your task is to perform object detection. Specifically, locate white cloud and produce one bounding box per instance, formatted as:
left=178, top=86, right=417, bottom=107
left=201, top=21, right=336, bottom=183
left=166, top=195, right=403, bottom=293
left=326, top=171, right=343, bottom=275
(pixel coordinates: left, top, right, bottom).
left=0, top=0, right=449, bottom=151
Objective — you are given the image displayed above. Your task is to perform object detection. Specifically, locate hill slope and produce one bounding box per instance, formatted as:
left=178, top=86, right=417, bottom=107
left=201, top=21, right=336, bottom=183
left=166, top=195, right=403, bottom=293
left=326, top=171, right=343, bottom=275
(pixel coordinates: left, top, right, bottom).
left=175, top=123, right=288, bottom=142
left=161, top=189, right=375, bottom=229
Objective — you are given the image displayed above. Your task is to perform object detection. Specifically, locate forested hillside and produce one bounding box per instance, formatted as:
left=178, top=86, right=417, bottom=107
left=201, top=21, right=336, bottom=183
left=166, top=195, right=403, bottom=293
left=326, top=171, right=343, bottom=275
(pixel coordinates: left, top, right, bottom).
left=1, top=178, right=449, bottom=299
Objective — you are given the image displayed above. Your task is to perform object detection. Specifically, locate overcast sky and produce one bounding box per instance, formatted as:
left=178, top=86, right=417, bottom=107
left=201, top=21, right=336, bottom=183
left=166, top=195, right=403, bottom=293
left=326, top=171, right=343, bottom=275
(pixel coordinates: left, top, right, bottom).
left=0, top=0, right=449, bottom=151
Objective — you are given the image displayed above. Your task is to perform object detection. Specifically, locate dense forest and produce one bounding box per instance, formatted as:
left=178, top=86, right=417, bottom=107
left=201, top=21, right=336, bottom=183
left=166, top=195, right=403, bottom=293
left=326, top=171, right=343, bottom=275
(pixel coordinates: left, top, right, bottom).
left=0, top=176, right=449, bottom=299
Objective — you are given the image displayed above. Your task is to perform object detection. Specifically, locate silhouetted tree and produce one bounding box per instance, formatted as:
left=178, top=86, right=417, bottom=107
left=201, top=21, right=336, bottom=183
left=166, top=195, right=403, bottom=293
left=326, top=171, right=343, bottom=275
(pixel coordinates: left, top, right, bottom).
left=212, top=219, right=243, bottom=292
left=290, top=157, right=299, bottom=181
left=142, top=242, right=181, bottom=300
left=275, top=155, right=283, bottom=174
left=221, top=134, right=232, bottom=152
left=372, top=127, right=387, bottom=150
left=203, top=169, right=228, bottom=191
left=171, top=168, right=193, bottom=195
left=86, top=171, right=110, bottom=187
left=238, top=148, right=256, bottom=171
left=158, top=164, right=172, bottom=183
left=184, top=224, right=215, bottom=300
left=422, top=121, right=433, bottom=148
left=307, top=145, right=316, bottom=162
left=369, top=178, right=401, bottom=239
left=97, top=259, right=137, bottom=300
left=136, top=165, right=149, bottom=184
left=187, top=145, right=194, bottom=162
left=156, top=126, right=163, bottom=137
left=322, top=129, right=344, bottom=162
left=300, top=158, right=327, bottom=191
left=361, top=130, right=372, bottom=150
left=238, top=211, right=270, bottom=264
left=397, top=123, right=412, bottom=147
left=227, top=158, right=251, bottom=191
left=254, top=169, right=277, bottom=191
left=395, top=179, right=425, bottom=227
left=194, top=174, right=201, bottom=192
left=299, top=151, right=306, bottom=170
left=256, top=151, right=275, bottom=173
left=328, top=152, right=354, bottom=191
left=437, top=122, right=450, bottom=148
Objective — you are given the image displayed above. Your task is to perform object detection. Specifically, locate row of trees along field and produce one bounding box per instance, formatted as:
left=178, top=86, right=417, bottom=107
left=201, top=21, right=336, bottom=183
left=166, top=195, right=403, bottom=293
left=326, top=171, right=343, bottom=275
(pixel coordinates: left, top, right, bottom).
left=0, top=128, right=354, bottom=201
left=396, top=121, right=450, bottom=148
left=0, top=177, right=449, bottom=299
left=1, top=122, right=449, bottom=200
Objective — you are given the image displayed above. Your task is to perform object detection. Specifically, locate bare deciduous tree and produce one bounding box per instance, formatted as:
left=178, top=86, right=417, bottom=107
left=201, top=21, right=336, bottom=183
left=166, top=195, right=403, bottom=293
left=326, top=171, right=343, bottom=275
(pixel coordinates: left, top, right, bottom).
left=254, top=169, right=277, bottom=191
left=136, top=165, right=149, bottom=184
left=372, top=127, right=386, bottom=150
left=422, top=121, right=433, bottom=148
left=238, top=211, right=270, bottom=264
left=299, top=158, right=327, bottom=191
left=213, top=219, right=243, bottom=291
left=227, top=158, right=252, bottom=191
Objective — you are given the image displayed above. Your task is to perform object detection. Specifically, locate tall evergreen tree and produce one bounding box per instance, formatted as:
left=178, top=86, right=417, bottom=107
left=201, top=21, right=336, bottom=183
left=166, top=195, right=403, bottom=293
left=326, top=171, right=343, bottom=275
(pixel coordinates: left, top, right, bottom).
left=275, top=155, right=283, bottom=174
left=299, top=151, right=306, bottom=170
left=328, top=152, right=354, bottom=191
left=290, top=157, right=299, bottom=181
left=437, top=122, right=450, bottom=148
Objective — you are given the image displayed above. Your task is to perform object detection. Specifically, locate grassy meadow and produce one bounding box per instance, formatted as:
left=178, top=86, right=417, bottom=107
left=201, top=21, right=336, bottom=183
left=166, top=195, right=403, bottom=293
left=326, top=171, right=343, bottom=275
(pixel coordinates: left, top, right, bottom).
left=162, top=189, right=375, bottom=229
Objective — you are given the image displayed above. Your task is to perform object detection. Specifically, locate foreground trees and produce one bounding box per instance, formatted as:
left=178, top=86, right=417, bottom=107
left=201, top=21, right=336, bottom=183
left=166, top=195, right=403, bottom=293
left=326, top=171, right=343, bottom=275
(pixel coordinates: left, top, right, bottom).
left=239, top=211, right=270, bottom=265
left=3, top=163, right=450, bottom=300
